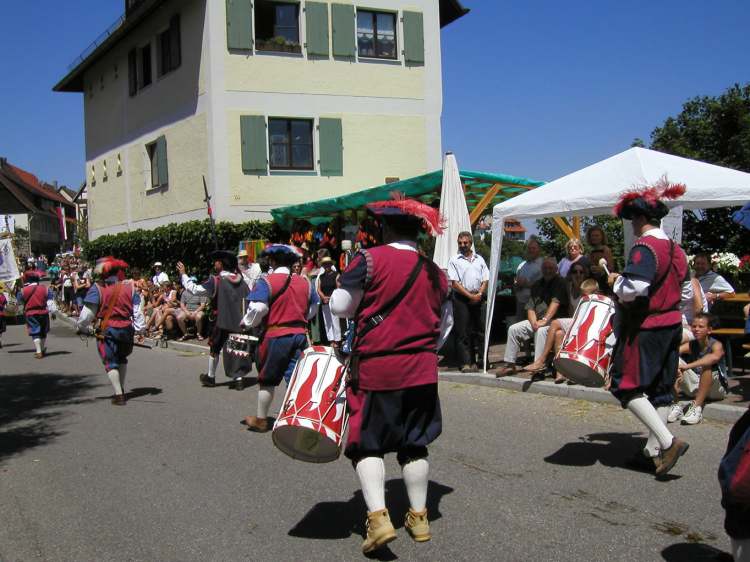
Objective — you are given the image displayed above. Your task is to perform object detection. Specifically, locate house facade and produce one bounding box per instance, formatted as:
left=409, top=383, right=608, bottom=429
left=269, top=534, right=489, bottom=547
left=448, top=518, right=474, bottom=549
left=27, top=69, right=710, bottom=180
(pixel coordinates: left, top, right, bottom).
left=54, top=0, right=468, bottom=240
left=0, top=159, right=77, bottom=256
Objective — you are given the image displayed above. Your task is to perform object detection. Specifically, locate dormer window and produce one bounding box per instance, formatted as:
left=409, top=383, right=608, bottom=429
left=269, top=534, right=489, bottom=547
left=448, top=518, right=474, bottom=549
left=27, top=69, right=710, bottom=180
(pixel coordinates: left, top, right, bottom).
left=255, top=1, right=301, bottom=54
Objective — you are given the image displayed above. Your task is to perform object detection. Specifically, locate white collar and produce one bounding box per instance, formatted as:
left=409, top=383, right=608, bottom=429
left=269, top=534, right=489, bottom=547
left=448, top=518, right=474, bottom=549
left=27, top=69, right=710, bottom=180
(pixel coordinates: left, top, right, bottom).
left=641, top=227, right=668, bottom=240
left=273, top=266, right=291, bottom=274
left=388, top=241, right=418, bottom=252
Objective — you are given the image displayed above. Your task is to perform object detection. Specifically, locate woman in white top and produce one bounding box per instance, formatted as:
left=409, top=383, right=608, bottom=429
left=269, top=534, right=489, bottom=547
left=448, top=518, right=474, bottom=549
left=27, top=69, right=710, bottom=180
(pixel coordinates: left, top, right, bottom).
left=558, top=238, right=589, bottom=278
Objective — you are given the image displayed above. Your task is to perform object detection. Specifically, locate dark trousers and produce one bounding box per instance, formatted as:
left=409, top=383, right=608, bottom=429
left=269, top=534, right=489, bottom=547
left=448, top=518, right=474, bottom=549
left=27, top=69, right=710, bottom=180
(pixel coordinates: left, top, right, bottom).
left=453, top=294, right=485, bottom=366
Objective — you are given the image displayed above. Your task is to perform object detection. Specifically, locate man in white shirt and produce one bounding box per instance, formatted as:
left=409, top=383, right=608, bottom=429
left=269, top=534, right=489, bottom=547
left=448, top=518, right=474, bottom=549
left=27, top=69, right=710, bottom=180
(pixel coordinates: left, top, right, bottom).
left=151, top=262, right=169, bottom=286
left=447, top=231, right=489, bottom=371
left=692, top=253, right=735, bottom=308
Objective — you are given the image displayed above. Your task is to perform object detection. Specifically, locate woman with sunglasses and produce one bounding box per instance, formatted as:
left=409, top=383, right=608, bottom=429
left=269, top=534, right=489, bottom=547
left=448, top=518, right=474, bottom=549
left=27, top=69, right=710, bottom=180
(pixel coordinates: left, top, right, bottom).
left=558, top=238, right=589, bottom=278
left=522, top=263, right=594, bottom=381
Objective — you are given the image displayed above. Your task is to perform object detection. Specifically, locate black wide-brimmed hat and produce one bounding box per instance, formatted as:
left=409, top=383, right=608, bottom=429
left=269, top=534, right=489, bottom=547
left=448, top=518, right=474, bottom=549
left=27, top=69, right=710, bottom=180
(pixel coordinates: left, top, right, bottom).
left=210, top=250, right=239, bottom=271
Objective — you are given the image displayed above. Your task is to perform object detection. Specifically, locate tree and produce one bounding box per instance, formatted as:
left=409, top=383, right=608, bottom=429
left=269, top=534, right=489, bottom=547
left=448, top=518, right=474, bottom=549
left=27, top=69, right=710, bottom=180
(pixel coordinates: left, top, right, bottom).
left=649, top=83, right=750, bottom=255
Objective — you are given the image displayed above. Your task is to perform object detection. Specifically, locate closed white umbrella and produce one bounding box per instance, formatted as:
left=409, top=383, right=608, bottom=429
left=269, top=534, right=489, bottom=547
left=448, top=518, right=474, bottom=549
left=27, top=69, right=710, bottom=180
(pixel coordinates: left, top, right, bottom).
left=433, top=152, right=472, bottom=269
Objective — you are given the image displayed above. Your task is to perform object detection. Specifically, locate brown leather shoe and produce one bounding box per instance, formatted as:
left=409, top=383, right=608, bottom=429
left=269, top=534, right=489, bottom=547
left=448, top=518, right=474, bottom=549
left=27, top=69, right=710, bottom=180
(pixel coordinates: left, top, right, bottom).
left=243, top=416, right=269, bottom=433
left=111, top=394, right=127, bottom=406
left=655, top=438, right=689, bottom=477
left=34, top=352, right=44, bottom=359
left=362, top=509, right=397, bottom=553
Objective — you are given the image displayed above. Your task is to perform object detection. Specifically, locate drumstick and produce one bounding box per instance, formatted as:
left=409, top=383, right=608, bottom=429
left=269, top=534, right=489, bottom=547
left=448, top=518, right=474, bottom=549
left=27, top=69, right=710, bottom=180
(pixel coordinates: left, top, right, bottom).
left=598, top=258, right=610, bottom=276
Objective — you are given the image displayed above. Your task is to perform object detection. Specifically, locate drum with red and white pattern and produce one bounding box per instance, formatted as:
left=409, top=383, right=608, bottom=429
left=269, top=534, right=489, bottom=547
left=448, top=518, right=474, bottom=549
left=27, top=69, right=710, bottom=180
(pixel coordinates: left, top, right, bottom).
left=553, top=294, right=617, bottom=387
left=272, top=346, right=348, bottom=463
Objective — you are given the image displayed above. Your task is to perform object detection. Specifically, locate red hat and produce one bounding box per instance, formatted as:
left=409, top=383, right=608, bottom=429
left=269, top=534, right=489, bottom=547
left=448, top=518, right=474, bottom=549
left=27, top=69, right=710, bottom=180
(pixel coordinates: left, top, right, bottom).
left=23, top=270, right=41, bottom=282
left=613, top=176, right=686, bottom=220
left=366, top=192, right=445, bottom=237
left=94, top=256, right=129, bottom=280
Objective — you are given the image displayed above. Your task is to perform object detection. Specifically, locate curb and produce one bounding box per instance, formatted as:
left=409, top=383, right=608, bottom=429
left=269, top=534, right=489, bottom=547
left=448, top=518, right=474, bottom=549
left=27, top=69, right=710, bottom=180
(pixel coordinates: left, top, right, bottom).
left=437, top=371, right=747, bottom=424
left=55, top=313, right=746, bottom=423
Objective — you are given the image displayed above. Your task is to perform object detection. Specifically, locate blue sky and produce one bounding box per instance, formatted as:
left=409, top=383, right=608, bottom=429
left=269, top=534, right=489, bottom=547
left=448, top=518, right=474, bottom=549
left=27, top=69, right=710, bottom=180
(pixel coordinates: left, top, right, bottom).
left=0, top=1, right=748, bottom=189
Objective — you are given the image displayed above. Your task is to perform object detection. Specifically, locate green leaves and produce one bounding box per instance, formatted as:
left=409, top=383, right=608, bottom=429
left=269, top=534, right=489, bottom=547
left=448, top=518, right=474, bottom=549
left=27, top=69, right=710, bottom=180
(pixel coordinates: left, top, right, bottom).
left=82, top=219, right=280, bottom=278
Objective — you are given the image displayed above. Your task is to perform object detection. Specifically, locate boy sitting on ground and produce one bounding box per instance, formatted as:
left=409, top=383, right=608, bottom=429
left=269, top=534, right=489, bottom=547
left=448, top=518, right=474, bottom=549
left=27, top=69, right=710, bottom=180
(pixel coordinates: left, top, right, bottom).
left=668, top=312, right=728, bottom=425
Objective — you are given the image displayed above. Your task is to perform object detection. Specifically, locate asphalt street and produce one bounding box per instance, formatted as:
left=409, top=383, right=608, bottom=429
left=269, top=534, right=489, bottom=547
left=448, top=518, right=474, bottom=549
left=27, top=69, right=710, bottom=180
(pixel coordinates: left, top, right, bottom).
left=0, top=321, right=739, bottom=562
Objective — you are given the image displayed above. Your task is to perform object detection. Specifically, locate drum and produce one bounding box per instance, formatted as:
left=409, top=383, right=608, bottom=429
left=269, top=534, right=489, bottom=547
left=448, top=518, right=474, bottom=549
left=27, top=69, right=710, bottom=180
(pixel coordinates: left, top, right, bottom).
left=222, top=333, right=257, bottom=378
left=553, top=294, right=617, bottom=387
left=272, top=346, right=348, bottom=463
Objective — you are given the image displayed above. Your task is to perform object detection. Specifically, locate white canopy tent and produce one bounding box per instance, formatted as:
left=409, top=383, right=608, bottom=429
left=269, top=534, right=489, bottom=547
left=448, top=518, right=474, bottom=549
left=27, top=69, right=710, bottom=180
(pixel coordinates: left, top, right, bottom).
left=484, top=147, right=750, bottom=370
left=433, top=152, right=472, bottom=269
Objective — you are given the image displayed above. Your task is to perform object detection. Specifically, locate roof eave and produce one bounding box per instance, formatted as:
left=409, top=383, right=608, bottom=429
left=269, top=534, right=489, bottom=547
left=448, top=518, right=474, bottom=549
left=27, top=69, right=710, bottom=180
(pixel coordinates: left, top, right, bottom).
left=440, top=0, right=470, bottom=28
left=53, top=0, right=167, bottom=93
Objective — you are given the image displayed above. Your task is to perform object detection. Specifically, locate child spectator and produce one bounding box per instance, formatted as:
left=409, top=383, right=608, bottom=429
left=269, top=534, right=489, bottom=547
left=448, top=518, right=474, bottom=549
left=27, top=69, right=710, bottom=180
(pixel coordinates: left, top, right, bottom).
left=668, top=312, right=728, bottom=425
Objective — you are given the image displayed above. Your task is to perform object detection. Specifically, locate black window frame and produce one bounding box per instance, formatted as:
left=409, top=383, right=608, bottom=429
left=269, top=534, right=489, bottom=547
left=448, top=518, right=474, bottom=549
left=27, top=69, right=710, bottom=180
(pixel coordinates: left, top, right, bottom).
left=158, top=14, right=181, bottom=77
left=268, top=118, right=314, bottom=171
left=254, top=0, right=302, bottom=54
left=140, top=43, right=152, bottom=88
left=356, top=9, right=397, bottom=60
left=146, top=141, right=160, bottom=188
left=128, top=49, right=138, bottom=96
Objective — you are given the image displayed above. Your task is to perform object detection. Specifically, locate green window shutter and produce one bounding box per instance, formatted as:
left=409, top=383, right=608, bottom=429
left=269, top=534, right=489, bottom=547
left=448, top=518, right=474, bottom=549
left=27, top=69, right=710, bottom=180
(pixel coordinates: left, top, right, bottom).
left=240, top=115, right=268, bottom=175
left=403, top=11, right=424, bottom=64
left=156, top=135, right=169, bottom=186
left=331, top=4, right=355, bottom=57
left=305, top=2, right=329, bottom=56
left=226, top=0, right=252, bottom=50
left=319, top=118, right=343, bottom=176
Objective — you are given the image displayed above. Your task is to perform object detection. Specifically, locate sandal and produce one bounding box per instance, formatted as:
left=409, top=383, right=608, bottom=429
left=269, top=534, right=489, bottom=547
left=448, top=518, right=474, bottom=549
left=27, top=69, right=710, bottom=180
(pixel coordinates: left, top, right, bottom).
left=196, top=335, right=204, bottom=341
left=495, top=364, right=518, bottom=377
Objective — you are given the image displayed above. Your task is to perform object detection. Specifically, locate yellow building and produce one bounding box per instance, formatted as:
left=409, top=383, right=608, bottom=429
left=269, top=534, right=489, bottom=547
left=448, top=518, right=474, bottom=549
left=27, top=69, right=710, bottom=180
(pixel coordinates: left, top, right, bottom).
left=54, top=0, right=468, bottom=239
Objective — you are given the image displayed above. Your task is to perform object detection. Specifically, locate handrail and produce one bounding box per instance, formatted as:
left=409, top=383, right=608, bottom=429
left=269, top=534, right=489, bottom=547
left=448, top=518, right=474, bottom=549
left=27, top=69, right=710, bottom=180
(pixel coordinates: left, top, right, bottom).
left=67, top=14, right=126, bottom=71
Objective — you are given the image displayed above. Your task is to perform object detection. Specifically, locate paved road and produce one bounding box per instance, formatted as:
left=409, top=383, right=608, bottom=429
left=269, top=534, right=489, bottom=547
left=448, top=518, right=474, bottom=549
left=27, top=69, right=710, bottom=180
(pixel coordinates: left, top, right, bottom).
left=0, top=322, right=738, bottom=561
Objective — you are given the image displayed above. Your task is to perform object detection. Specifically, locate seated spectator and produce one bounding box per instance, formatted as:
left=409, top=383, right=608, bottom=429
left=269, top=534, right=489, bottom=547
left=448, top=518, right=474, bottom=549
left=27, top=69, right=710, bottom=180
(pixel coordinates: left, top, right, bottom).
left=693, top=253, right=735, bottom=308
left=522, top=265, right=595, bottom=380
left=679, top=276, right=708, bottom=343
left=317, top=256, right=342, bottom=347
left=176, top=280, right=208, bottom=341
left=585, top=225, right=614, bottom=291
left=152, top=262, right=169, bottom=286
left=668, top=312, right=728, bottom=425
left=496, top=257, right=567, bottom=376
left=558, top=238, right=589, bottom=278
left=513, top=236, right=544, bottom=320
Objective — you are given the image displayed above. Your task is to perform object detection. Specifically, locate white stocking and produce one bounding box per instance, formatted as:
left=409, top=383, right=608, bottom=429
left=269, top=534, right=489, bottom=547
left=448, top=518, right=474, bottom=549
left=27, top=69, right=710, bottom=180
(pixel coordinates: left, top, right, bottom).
left=107, top=369, right=123, bottom=396
left=356, top=457, right=386, bottom=512
left=207, top=355, right=218, bottom=378
left=257, top=386, right=275, bottom=418
left=628, top=396, right=673, bottom=456
left=33, top=338, right=42, bottom=354
left=402, top=458, right=429, bottom=512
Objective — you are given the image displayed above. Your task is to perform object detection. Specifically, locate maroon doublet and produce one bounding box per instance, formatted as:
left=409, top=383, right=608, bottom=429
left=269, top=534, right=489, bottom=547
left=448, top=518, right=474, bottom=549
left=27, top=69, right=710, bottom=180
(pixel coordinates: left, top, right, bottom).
left=610, top=234, right=688, bottom=407
left=343, top=245, right=449, bottom=460
left=95, top=282, right=134, bottom=328
left=22, top=284, right=49, bottom=316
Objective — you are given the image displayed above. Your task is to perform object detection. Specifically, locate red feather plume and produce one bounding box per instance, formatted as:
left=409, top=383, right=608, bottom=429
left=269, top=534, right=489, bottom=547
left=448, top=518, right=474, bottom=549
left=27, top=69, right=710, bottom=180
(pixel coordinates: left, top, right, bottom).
left=367, top=192, right=445, bottom=236
left=613, top=175, right=686, bottom=216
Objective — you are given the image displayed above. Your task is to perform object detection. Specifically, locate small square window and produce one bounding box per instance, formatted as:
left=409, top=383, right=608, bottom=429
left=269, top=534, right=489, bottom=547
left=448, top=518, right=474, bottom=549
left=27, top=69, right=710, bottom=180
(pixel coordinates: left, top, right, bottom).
left=268, top=118, right=313, bottom=170
left=255, top=1, right=301, bottom=54
left=357, top=10, right=397, bottom=60
left=116, top=153, right=123, bottom=176
left=90, top=164, right=96, bottom=186
left=103, top=160, right=108, bottom=182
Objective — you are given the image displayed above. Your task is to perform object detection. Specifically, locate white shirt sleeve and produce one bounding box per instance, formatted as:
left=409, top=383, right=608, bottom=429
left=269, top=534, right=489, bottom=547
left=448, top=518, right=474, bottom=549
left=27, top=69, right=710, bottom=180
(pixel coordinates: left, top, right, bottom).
left=613, top=275, right=651, bottom=303
left=447, top=258, right=460, bottom=283
left=181, top=273, right=209, bottom=296
left=241, top=302, right=269, bottom=328
left=330, top=287, right=363, bottom=319
left=708, top=274, right=735, bottom=294
left=76, top=303, right=97, bottom=331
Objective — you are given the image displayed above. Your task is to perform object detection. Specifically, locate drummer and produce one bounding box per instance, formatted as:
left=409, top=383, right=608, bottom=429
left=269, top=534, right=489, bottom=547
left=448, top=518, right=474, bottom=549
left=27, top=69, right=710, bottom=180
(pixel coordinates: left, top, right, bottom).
left=607, top=178, right=690, bottom=477
left=240, top=244, right=319, bottom=433
left=330, top=195, right=452, bottom=554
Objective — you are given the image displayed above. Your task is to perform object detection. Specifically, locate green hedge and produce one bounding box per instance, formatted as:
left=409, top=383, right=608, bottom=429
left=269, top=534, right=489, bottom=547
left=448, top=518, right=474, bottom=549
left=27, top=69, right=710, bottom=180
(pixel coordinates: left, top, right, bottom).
left=83, top=219, right=281, bottom=278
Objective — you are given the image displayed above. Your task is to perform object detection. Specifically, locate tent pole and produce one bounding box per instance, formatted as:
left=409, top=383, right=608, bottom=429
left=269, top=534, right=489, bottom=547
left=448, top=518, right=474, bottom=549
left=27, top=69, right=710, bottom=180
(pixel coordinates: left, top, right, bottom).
left=469, top=183, right=501, bottom=225
left=572, top=216, right=581, bottom=239
left=552, top=217, right=574, bottom=240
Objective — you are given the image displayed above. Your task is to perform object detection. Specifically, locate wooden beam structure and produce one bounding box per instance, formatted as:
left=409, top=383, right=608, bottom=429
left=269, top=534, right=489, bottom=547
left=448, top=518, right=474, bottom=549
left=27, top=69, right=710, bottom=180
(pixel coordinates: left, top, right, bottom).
left=552, top=217, right=574, bottom=240
left=469, top=183, right=501, bottom=225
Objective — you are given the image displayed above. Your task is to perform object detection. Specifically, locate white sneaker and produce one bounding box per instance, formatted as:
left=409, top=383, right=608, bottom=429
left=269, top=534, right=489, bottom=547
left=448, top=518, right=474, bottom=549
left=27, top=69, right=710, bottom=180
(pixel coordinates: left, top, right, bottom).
left=681, top=403, right=703, bottom=425
left=667, top=403, right=684, bottom=423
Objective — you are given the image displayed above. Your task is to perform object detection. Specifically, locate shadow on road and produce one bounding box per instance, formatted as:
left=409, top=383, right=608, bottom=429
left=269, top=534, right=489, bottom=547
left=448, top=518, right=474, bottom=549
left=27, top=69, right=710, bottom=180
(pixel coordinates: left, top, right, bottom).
left=7, top=350, right=72, bottom=357
left=289, top=478, right=454, bottom=557
left=661, top=542, right=733, bottom=561
left=0, top=372, right=99, bottom=464
left=544, top=432, right=681, bottom=479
